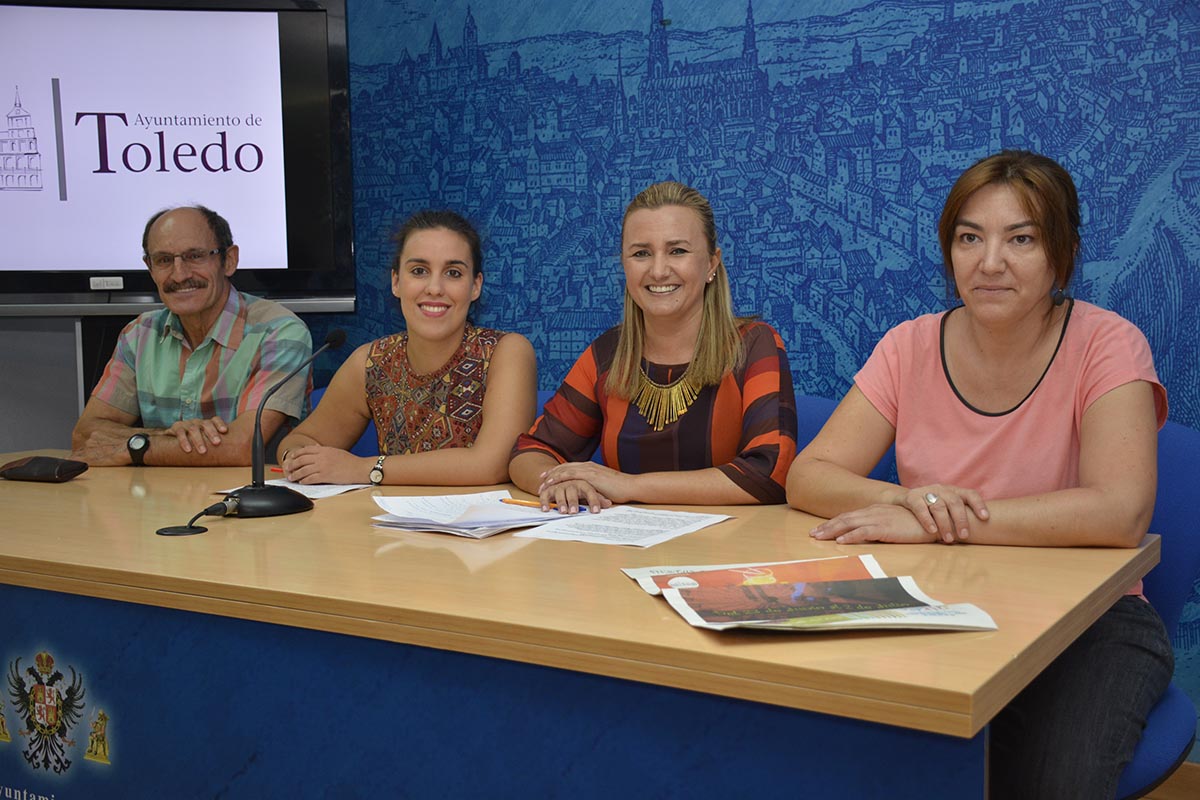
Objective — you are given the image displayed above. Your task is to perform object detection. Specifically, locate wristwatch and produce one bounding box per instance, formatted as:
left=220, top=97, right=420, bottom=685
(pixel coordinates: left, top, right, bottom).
left=369, top=455, right=387, bottom=486
left=127, top=433, right=150, bottom=466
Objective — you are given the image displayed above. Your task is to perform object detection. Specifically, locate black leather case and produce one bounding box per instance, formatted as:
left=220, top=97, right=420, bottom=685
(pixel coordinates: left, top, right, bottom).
left=0, top=456, right=90, bottom=483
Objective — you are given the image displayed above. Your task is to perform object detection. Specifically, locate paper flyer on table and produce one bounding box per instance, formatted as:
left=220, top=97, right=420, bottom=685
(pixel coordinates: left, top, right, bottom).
left=662, top=575, right=997, bottom=632
left=515, top=506, right=731, bottom=547
left=621, top=554, right=888, bottom=595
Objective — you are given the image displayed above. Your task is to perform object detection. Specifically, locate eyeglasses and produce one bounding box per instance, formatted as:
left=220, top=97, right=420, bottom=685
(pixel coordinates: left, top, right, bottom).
left=144, top=248, right=225, bottom=271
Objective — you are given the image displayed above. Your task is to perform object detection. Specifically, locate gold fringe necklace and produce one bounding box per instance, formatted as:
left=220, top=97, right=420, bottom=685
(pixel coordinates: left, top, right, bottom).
left=631, top=368, right=701, bottom=431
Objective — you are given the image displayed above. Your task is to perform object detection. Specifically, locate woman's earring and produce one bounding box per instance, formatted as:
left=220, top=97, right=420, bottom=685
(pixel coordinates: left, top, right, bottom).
left=1052, top=286, right=1066, bottom=307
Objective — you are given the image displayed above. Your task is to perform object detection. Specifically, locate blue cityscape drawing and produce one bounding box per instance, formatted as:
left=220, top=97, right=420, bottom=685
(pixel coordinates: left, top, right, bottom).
left=321, top=0, right=1200, bottom=755
left=334, top=0, right=1199, bottom=420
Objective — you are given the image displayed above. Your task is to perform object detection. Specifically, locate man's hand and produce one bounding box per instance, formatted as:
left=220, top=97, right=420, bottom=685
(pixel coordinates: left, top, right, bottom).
left=72, top=394, right=280, bottom=467
left=70, top=429, right=134, bottom=466
left=165, top=416, right=230, bottom=455
left=70, top=415, right=245, bottom=466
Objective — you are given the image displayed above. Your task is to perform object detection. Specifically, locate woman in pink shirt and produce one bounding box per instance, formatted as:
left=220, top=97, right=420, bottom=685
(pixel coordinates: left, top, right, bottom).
left=787, top=151, right=1172, bottom=799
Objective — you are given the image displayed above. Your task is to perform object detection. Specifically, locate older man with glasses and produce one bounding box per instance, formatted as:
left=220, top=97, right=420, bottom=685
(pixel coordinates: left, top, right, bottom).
left=71, top=205, right=312, bottom=466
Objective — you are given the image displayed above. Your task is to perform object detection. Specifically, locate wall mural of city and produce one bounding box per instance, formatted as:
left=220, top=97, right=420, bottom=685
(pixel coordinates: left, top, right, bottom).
left=320, top=0, right=1200, bottom=754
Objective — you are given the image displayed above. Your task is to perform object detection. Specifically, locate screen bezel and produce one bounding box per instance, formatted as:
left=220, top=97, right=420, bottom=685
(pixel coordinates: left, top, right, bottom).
left=0, top=0, right=354, bottom=306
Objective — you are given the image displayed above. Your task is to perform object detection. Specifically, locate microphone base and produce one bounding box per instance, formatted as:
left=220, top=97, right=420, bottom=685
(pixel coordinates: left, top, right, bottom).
left=227, top=484, right=314, bottom=518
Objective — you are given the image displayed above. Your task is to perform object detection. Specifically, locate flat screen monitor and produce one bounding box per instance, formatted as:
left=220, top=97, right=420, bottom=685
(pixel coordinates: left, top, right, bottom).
left=0, top=0, right=354, bottom=310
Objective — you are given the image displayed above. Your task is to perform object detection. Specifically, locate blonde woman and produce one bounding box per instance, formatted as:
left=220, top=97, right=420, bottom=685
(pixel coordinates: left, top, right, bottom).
left=510, top=181, right=797, bottom=512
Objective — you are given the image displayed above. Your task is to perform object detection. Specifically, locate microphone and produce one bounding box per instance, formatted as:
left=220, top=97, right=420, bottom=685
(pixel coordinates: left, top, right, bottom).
left=226, top=328, right=347, bottom=518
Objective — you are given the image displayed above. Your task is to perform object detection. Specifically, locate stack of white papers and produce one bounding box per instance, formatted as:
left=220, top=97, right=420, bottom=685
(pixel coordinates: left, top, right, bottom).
left=370, top=492, right=732, bottom=547
left=371, top=490, right=574, bottom=538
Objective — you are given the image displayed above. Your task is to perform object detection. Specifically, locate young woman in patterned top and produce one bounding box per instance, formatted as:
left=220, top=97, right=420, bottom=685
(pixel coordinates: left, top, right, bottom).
left=510, top=181, right=797, bottom=513
left=278, top=211, right=536, bottom=485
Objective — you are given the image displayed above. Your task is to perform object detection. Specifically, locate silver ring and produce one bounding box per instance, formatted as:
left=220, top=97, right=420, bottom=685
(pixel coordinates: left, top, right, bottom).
left=924, top=492, right=940, bottom=505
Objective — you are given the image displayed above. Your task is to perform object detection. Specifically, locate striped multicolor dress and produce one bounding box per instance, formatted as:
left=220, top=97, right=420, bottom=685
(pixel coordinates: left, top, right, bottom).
left=513, top=321, right=797, bottom=504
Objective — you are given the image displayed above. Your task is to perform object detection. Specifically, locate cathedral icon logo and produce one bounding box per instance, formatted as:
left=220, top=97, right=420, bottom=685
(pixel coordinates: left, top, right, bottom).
left=1, top=85, right=44, bottom=191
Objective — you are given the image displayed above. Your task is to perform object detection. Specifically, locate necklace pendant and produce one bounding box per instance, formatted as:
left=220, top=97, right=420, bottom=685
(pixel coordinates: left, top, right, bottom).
left=632, top=370, right=700, bottom=431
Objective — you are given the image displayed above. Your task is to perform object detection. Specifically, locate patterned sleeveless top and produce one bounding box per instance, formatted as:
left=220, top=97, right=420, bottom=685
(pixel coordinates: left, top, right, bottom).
left=364, top=324, right=505, bottom=456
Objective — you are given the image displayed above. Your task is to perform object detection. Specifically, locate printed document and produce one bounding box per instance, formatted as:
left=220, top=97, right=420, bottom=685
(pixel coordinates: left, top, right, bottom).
left=516, top=506, right=731, bottom=547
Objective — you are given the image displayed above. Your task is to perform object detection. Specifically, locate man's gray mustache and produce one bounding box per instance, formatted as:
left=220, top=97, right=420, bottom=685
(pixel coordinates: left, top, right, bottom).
left=165, top=280, right=209, bottom=292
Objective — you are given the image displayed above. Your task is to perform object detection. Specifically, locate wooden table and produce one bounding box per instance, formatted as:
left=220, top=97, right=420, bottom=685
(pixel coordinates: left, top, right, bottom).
left=0, top=458, right=1158, bottom=798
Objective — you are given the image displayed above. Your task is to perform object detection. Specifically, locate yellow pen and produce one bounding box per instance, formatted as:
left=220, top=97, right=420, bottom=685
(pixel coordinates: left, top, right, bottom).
left=500, top=497, right=558, bottom=509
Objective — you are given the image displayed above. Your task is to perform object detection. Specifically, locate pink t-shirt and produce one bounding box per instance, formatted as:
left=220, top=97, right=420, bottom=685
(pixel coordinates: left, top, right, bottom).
left=856, top=301, right=1166, bottom=591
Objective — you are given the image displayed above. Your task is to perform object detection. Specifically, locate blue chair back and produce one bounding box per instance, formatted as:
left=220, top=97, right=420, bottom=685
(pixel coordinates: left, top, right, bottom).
left=310, top=386, right=378, bottom=457
left=1113, top=419, right=1200, bottom=800
left=536, top=389, right=555, bottom=418
left=1144, top=420, right=1200, bottom=638
left=795, top=393, right=895, bottom=483
left=794, top=394, right=838, bottom=454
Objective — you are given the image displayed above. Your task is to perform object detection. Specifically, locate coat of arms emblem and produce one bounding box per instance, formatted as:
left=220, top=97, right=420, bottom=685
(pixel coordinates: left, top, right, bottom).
left=7, top=651, right=86, bottom=773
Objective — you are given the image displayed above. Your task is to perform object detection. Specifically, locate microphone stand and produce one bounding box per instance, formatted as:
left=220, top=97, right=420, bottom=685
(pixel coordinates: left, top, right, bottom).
left=227, top=330, right=345, bottom=518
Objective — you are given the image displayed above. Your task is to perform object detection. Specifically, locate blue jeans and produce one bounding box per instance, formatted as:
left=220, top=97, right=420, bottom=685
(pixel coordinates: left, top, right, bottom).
left=988, top=595, right=1174, bottom=799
